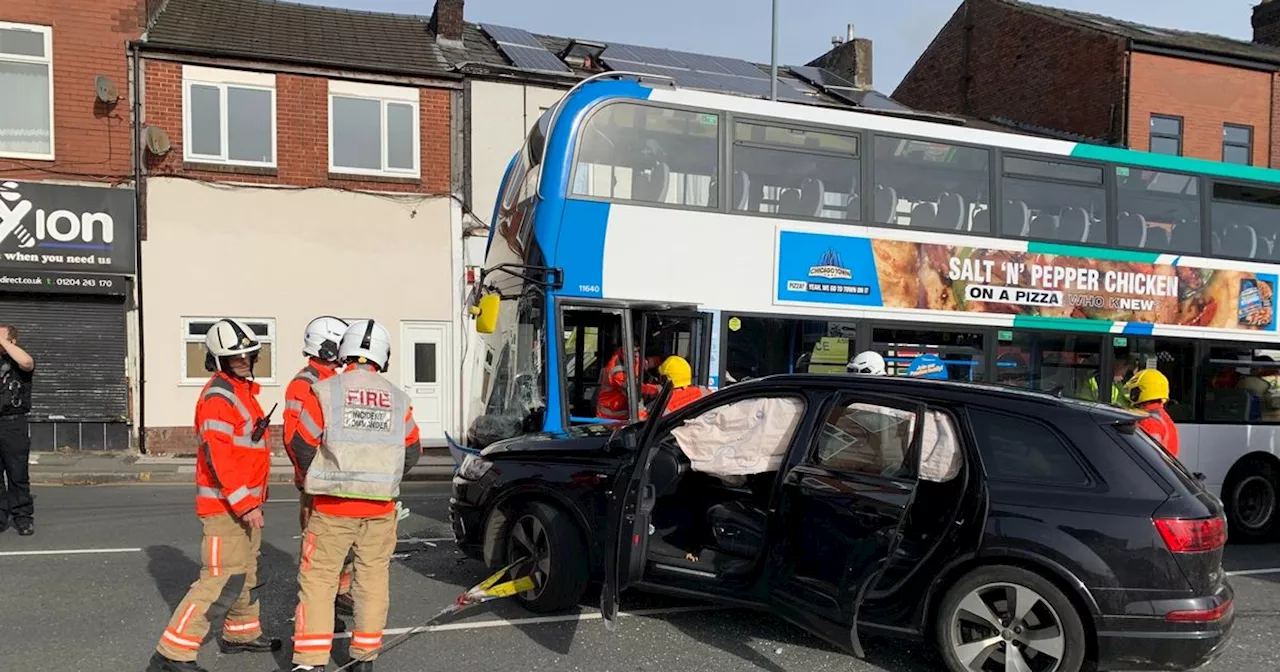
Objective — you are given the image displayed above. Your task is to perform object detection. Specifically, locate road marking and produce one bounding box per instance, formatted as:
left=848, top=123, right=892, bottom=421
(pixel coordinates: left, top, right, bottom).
left=330, top=605, right=721, bottom=639
left=0, top=547, right=142, bottom=557
left=1227, top=567, right=1280, bottom=577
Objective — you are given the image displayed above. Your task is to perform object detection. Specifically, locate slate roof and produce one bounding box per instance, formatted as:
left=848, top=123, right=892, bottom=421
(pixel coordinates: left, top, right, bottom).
left=1004, top=0, right=1280, bottom=66
left=144, top=0, right=456, bottom=79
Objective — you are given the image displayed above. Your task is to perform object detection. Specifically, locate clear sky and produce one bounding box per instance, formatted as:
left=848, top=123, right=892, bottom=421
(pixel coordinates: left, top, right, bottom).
left=299, top=0, right=1265, bottom=94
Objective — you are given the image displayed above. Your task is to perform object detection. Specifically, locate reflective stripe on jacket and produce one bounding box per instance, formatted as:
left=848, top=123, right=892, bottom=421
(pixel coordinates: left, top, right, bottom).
left=283, top=359, right=338, bottom=488
left=297, top=363, right=423, bottom=517
left=596, top=349, right=661, bottom=420
left=194, top=373, right=271, bottom=517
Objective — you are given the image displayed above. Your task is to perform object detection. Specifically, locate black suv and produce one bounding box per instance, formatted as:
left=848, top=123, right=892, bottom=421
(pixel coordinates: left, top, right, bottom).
left=450, top=375, right=1233, bottom=672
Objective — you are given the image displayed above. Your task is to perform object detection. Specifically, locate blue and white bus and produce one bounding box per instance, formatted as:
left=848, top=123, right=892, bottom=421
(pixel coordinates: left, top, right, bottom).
left=455, top=73, right=1280, bottom=542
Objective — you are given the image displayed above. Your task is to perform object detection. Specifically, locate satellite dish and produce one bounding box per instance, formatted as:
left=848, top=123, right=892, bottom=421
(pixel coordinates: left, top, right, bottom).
left=95, top=75, right=120, bottom=104
left=144, top=125, right=171, bottom=156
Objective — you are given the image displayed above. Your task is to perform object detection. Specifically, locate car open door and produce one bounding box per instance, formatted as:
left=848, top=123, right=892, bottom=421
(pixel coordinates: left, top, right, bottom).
left=766, top=392, right=966, bottom=658
left=601, top=378, right=675, bottom=630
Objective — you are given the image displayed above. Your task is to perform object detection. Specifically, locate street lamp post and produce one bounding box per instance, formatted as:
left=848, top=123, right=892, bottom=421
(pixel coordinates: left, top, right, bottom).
left=769, top=0, right=778, bottom=100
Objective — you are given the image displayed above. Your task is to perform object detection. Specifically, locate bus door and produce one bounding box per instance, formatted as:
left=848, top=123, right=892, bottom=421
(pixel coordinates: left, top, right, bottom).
left=561, top=305, right=627, bottom=424
left=633, top=306, right=714, bottom=416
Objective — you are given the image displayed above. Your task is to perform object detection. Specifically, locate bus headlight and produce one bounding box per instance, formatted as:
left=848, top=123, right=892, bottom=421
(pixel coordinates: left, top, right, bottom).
left=458, top=454, right=494, bottom=481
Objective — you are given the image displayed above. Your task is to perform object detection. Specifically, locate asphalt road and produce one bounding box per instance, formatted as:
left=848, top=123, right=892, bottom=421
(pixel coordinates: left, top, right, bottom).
left=2, top=484, right=1279, bottom=672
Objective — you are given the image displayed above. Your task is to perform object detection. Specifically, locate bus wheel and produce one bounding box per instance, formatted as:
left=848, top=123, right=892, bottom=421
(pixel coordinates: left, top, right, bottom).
left=1225, top=458, right=1280, bottom=544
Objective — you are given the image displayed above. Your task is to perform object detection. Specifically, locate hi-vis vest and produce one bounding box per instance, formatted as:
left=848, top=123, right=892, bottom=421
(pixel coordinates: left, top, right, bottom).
left=304, top=368, right=411, bottom=501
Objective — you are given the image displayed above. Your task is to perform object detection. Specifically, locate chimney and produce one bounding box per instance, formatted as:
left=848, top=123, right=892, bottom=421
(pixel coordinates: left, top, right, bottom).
left=806, top=22, right=873, bottom=89
left=1254, top=0, right=1280, bottom=46
left=430, top=0, right=465, bottom=47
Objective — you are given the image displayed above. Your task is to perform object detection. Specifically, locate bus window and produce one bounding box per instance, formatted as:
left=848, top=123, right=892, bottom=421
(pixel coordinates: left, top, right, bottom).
left=562, top=307, right=625, bottom=422
left=722, top=316, right=856, bottom=382
left=872, top=136, right=991, bottom=232
left=1113, top=338, right=1195, bottom=421
left=640, top=312, right=710, bottom=386
left=730, top=122, right=860, bottom=221
left=1203, top=345, right=1280, bottom=423
left=871, top=327, right=985, bottom=382
left=572, top=103, right=720, bottom=208
left=1210, top=183, right=1280, bottom=261
left=1114, top=167, right=1201, bottom=254
left=997, top=331, right=1103, bottom=401
left=1001, top=157, right=1106, bottom=245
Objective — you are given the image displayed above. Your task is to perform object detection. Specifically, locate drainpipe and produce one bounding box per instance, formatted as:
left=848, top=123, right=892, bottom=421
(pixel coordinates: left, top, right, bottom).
left=128, top=39, right=148, bottom=454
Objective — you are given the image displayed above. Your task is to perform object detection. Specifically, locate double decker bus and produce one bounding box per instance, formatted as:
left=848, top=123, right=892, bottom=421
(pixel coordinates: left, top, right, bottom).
left=456, top=73, right=1280, bottom=542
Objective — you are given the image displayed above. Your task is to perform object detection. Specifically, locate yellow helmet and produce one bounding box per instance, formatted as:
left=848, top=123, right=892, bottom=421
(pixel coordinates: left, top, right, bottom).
left=1123, top=368, right=1170, bottom=405
left=658, top=355, right=693, bottom=388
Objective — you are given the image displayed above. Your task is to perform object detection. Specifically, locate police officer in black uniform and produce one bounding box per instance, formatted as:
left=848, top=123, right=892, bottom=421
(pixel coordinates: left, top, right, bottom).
left=0, top=323, right=36, bottom=536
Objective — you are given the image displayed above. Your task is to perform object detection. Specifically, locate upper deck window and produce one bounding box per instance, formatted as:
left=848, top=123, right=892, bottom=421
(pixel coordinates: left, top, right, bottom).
left=572, top=102, right=720, bottom=208
left=1115, top=167, right=1201, bottom=253
left=730, top=122, right=861, bottom=221
left=1001, top=156, right=1106, bottom=245
left=1211, top=182, right=1280, bottom=261
left=873, top=136, right=991, bottom=233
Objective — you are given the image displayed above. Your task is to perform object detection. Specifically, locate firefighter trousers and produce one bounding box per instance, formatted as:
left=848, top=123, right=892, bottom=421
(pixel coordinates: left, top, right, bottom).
left=156, top=513, right=263, bottom=661
left=292, top=510, right=397, bottom=666
left=299, top=494, right=354, bottom=596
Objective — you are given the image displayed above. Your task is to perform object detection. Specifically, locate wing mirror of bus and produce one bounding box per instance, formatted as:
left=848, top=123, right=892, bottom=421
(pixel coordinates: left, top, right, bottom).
left=471, top=294, right=500, bottom=334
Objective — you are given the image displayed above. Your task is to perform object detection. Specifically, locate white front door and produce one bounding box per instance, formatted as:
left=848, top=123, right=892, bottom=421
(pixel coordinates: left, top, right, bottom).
left=399, top=321, right=452, bottom=444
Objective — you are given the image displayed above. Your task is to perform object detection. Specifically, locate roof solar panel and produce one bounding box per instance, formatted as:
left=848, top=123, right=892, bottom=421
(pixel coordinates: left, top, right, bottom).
left=479, top=23, right=544, bottom=48
left=480, top=23, right=572, bottom=73
left=788, top=66, right=857, bottom=90
left=859, top=91, right=912, bottom=111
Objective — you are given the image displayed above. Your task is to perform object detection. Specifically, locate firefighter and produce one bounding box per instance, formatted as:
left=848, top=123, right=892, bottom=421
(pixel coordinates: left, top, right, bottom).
left=596, top=345, right=661, bottom=421
left=847, top=350, right=887, bottom=375
left=284, top=316, right=357, bottom=617
left=657, top=355, right=711, bottom=414
left=288, top=319, right=422, bottom=672
left=147, top=319, right=281, bottom=672
left=1123, top=368, right=1181, bottom=458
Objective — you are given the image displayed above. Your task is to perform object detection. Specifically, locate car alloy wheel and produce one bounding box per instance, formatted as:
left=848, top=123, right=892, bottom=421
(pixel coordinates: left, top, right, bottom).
left=1233, top=474, right=1277, bottom=532
left=506, top=512, right=552, bottom=601
left=948, top=582, right=1066, bottom=672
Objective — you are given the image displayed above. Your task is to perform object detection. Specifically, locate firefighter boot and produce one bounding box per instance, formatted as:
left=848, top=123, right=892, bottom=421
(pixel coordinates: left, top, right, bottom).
left=218, top=635, right=282, bottom=654
left=146, top=652, right=210, bottom=672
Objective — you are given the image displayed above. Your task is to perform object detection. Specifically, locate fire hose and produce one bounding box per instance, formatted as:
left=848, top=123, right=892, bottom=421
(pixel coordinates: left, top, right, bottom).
left=330, top=557, right=538, bottom=672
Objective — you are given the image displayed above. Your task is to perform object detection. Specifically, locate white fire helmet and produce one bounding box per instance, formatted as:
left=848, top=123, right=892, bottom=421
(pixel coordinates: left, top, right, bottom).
left=848, top=350, right=887, bottom=376
left=205, top=318, right=262, bottom=358
left=303, top=316, right=349, bottom=361
left=339, top=319, right=392, bottom=371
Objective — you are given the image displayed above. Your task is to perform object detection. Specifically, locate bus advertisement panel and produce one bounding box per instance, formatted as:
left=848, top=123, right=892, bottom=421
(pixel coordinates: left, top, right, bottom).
left=776, top=229, right=1279, bottom=335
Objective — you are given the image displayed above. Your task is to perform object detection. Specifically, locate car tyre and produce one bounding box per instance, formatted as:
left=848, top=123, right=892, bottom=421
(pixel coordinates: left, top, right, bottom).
left=1223, top=457, right=1280, bottom=544
left=502, top=501, right=589, bottom=613
left=935, top=565, right=1087, bottom=672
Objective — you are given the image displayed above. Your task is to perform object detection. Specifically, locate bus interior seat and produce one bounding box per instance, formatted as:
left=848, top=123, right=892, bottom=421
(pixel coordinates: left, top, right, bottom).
left=799, top=178, right=825, bottom=217
left=779, top=188, right=804, bottom=216
left=1146, top=227, right=1172, bottom=250
left=971, top=206, right=990, bottom=232
left=632, top=161, right=670, bottom=203
left=844, top=193, right=862, bottom=220
left=731, top=171, right=750, bottom=210
left=1221, top=223, right=1258, bottom=258
left=1058, top=207, right=1090, bottom=243
left=1003, top=199, right=1031, bottom=236
left=1169, top=219, right=1198, bottom=252
left=1029, top=213, right=1058, bottom=240
left=911, top=201, right=937, bottom=228
left=874, top=185, right=898, bottom=224
left=1119, top=212, right=1147, bottom=248
left=935, top=192, right=966, bottom=230
left=1212, top=230, right=1223, bottom=254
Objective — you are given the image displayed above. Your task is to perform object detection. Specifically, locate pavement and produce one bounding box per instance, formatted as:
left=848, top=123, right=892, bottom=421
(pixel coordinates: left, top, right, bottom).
left=25, top=448, right=457, bottom=485
left=3, top=483, right=1280, bottom=672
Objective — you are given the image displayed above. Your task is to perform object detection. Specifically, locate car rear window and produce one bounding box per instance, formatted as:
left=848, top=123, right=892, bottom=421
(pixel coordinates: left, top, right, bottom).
left=1113, top=421, right=1202, bottom=494
left=968, top=408, right=1091, bottom=486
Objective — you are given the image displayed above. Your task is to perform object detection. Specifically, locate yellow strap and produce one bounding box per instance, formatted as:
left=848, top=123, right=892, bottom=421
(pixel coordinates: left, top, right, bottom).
left=479, top=576, right=537, bottom=598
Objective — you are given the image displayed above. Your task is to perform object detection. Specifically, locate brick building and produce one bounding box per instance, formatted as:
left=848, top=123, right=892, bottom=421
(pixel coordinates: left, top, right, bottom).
left=0, top=1, right=151, bottom=450
left=135, top=0, right=463, bottom=453
left=894, top=0, right=1280, bottom=166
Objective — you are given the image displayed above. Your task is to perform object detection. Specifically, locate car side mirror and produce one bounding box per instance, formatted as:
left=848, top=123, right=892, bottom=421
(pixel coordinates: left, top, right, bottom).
left=470, top=293, right=500, bottom=334
left=1195, top=472, right=1206, bottom=482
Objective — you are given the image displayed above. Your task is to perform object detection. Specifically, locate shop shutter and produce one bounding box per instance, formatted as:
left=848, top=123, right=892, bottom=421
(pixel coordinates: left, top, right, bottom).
left=0, top=294, right=128, bottom=421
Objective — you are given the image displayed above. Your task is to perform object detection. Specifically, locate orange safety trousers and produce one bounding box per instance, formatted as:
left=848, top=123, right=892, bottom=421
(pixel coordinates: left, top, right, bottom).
left=292, top=510, right=398, bottom=666
left=155, top=513, right=263, bottom=661
left=299, top=493, right=354, bottom=597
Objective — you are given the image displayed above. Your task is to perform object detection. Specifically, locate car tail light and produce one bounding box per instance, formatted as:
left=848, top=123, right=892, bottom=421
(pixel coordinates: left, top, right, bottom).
left=1165, top=600, right=1233, bottom=623
left=1153, top=516, right=1226, bottom=553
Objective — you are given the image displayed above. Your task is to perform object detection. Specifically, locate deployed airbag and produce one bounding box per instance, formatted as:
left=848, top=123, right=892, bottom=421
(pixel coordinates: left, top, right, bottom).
left=670, top=397, right=804, bottom=477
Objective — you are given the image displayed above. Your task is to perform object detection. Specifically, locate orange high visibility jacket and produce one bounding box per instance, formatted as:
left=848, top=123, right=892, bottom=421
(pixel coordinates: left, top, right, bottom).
left=1138, top=403, right=1180, bottom=457
left=283, top=358, right=339, bottom=489
left=597, top=348, right=661, bottom=420
left=194, top=373, right=271, bottom=518
left=664, top=385, right=711, bottom=414
left=294, top=362, right=423, bottom=518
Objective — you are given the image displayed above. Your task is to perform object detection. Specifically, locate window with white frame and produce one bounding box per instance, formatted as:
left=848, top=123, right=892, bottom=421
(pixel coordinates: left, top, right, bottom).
left=328, top=80, right=419, bottom=177
left=0, top=22, right=54, bottom=160
left=182, top=65, right=276, bottom=166
left=182, top=318, right=276, bottom=384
